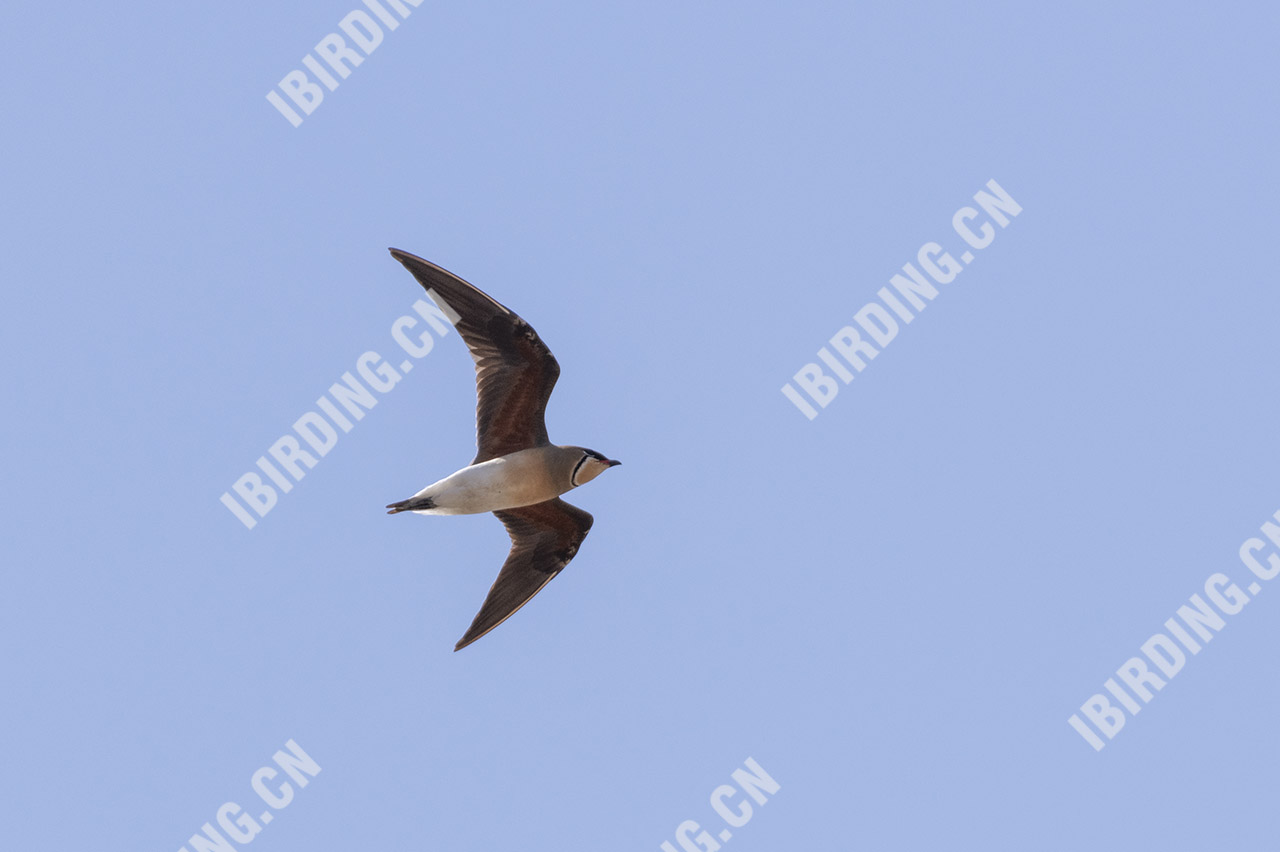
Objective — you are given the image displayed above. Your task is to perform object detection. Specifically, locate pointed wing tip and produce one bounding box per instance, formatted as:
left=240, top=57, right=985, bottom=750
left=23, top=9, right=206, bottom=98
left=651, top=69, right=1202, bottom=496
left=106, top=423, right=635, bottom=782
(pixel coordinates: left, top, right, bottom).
left=389, top=248, right=451, bottom=282
left=390, top=247, right=429, bottom=266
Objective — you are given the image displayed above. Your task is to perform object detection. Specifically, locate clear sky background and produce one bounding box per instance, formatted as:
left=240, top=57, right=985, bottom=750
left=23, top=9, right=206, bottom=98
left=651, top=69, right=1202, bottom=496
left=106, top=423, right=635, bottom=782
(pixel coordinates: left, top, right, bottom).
left=4, top=2, right=1280, bottom=849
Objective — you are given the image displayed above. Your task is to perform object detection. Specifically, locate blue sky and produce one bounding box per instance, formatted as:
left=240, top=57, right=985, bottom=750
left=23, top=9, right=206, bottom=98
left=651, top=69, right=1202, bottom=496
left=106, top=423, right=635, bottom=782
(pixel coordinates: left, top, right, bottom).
left=5, top=2, right=1280, bottom=849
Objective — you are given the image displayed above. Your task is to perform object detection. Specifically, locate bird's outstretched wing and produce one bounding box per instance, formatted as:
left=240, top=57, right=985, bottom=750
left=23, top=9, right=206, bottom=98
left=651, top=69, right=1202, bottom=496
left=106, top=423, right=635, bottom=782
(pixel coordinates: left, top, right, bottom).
left=390, top=248, right=560, bottom=464
left=454, top=498, right=594, bottom=651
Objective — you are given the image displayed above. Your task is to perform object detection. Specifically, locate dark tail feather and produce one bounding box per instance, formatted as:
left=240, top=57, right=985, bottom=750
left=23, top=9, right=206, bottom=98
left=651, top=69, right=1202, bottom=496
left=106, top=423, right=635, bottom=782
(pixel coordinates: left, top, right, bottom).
left=386, top=495, right=435, bottom=514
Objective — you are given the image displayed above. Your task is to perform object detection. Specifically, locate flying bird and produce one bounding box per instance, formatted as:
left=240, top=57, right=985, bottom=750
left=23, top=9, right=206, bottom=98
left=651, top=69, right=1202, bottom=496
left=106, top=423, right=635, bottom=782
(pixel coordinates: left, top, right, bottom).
left=385, top=249, right=620, bottom=651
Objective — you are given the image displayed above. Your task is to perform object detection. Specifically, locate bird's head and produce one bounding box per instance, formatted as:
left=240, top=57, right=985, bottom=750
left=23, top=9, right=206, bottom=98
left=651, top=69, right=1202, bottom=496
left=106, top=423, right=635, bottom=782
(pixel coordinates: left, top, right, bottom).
left=570, top=448, right=621, bottom=486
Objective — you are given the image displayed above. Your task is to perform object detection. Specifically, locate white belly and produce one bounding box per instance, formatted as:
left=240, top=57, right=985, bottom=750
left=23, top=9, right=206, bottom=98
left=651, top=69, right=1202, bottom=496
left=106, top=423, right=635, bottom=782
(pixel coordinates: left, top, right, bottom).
left=411, top=450, right=560, bottom=515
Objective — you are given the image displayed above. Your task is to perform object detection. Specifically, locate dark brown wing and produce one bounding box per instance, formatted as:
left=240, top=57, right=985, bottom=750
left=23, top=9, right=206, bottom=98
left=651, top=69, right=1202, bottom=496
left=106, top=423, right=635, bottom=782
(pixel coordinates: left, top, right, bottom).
left=454, top=499, right=594, bottom=651
left=389, top=249, right=560, bottom=464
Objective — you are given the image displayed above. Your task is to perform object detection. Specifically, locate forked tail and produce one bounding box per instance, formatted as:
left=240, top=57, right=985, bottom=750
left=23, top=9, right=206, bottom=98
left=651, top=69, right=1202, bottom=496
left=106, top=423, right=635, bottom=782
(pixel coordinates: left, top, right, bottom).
left=386, top=495, right=436, bottom=514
